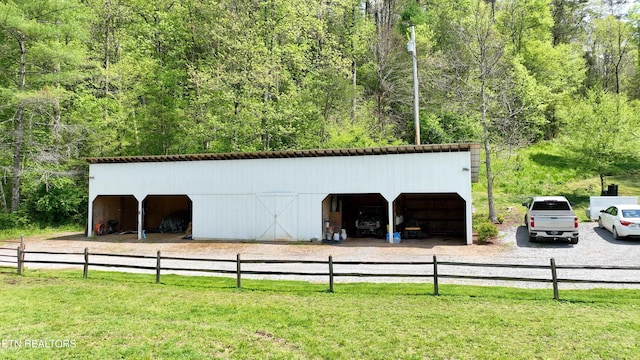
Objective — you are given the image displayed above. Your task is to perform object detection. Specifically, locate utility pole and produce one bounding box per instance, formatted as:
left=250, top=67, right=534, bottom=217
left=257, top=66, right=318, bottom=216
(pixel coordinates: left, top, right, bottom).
left=408, top=26, right=420, bottom=145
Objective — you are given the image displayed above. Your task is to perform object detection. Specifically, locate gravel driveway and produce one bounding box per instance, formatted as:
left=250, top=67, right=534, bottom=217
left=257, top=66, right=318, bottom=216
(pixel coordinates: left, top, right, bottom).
left=3, top=222, right=640, bottom=290
left=462, top=222, right=640, bottom=289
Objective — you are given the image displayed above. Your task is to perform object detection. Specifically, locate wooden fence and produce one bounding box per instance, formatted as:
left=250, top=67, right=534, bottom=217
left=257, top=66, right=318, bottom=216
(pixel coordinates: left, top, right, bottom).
left=2, top=243, right=640, bottom=300
left=0, top=236, right=23, bottom=274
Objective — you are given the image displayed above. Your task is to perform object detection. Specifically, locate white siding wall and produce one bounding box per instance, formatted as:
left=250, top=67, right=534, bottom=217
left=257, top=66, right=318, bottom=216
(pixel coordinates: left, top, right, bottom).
left=89, top=152, right=473, bottom=243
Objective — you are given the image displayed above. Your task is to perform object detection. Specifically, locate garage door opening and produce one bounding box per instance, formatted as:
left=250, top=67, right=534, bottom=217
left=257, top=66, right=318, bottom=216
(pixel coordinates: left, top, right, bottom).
left=322, top=194, right=388, bottom=240
left=92, top=195, right=138, bottom=235
left=143, top=195, right=192, bottom=233
left=394, top=193, right=466, bottom=240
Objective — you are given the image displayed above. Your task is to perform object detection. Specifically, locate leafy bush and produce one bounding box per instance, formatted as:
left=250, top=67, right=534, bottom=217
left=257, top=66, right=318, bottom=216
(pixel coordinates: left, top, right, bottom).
left=476, top=222, right=498, bottom=244
left=0, top=211, right=31, bottom=229
left=26, top=177, right=87, bottom=226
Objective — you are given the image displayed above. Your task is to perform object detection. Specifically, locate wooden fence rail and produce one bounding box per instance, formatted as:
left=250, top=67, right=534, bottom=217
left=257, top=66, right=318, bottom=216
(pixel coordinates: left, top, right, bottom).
left=2, top=247, right=640, bottom=300
left=0, top=235, right=24, bottom=271
left=0, top=252, right=17, bottom=265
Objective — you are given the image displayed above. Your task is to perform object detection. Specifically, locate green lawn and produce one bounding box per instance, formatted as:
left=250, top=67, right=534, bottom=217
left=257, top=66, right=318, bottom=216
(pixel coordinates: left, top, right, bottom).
left=1, top=269, right=639, bottom=359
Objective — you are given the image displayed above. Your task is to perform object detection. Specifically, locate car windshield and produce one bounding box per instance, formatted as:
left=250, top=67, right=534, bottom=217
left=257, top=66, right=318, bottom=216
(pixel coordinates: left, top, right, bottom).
left=359, top=207, right=381, bottom=217
left=621, top=210, right=640, bottom=218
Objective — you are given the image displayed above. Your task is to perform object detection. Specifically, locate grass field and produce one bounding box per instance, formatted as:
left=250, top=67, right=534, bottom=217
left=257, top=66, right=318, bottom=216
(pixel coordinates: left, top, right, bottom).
left=1, top=269, right=639, bottom=359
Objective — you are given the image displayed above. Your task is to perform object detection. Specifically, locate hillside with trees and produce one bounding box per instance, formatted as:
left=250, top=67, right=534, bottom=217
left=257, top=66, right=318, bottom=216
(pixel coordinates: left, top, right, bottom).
left=1, top=0, right=639, bottom=228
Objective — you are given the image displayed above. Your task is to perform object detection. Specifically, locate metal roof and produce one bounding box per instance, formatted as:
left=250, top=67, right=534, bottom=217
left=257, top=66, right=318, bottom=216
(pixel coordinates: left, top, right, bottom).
left=86, top=143, right=481, bottom=181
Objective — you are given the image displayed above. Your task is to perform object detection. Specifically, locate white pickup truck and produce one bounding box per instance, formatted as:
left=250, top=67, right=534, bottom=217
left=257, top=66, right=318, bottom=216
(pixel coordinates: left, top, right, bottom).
left=523, top=196, right=579, bottom=244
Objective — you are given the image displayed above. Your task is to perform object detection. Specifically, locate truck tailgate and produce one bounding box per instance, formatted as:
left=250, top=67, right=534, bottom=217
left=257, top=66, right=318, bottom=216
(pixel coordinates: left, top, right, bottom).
left=530, top=211, right=577, bottom=231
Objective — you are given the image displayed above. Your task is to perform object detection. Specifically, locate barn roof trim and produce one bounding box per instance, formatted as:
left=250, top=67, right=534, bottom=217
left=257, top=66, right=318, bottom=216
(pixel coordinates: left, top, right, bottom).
left=86, top=143, right=481, bottom=181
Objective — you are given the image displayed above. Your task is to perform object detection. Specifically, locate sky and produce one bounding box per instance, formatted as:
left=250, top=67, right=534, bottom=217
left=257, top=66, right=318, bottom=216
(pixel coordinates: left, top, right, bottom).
left=590, top=0, right=640, bottom=17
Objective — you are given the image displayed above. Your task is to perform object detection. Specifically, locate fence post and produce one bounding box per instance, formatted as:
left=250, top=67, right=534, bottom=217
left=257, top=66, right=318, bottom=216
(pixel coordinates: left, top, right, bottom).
left=328, top=255, right=334, bottom=293
left=17, top=244, right=23, bottom=275
left=156, top=251, right=161, bottom=284
left=236, top=253, right=242, bottom=289
left=18, top=234, right=25, bottom=275
left=433, top=255, right=439, bottom=296
left=83, top=248, right=89, bottom=279
left=550, top=258, right=559, bottom=300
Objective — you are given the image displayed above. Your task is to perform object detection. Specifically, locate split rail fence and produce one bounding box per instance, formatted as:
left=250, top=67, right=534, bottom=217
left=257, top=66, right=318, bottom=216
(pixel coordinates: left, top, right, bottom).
left=2, top=238, right=640, bottom=300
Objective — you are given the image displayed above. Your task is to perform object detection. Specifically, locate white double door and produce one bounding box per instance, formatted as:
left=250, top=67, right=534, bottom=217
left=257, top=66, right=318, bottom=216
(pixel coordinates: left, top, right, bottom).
left=254, top=193, right=298, bottom=241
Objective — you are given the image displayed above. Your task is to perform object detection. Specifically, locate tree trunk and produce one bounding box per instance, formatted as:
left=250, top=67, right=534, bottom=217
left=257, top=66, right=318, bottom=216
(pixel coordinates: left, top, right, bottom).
left=11, top=108, right=25, bottom=213
left=11, top=32, right=27, bottom=213
left=481, top=75, right=497, bottom=223
left=474, top=0, right=498, bottom=223
left=104, top=0, right=111, bottom=125
left=351, top=59, right=357, bottom=122
left=0, top=177, right=7, bottom=211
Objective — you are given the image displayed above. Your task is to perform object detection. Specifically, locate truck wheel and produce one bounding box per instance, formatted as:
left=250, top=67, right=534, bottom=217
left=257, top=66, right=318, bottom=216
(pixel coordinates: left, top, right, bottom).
left=570, top=237, right=578, bottom=244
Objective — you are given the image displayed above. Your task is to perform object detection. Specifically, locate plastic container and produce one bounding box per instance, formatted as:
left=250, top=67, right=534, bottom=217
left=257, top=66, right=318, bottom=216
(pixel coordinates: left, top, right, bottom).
left=387, top=232, right=402, bottom=243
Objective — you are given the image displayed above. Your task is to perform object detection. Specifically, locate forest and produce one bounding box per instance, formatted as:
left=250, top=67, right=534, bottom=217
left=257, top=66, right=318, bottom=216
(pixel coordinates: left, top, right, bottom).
left=1, top=0, right=640, bottom=227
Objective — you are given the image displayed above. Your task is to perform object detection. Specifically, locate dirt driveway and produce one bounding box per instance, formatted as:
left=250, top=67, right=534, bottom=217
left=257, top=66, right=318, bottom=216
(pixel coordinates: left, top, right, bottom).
left=4, top=223, right=640, bottom=289
left=11, top=231, right=501, bottom=260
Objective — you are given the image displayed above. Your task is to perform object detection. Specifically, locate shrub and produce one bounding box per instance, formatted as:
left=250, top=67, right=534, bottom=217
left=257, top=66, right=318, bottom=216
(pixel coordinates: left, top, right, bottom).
left=0, top=211, right=31, bottom=229
left=476, top=222, right=498, bottom=244
left=25, top=177, right=87, bottom=226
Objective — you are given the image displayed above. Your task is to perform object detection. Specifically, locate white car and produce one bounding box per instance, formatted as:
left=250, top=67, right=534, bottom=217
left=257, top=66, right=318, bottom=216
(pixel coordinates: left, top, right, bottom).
left=598, top=204, right=640, bottom=239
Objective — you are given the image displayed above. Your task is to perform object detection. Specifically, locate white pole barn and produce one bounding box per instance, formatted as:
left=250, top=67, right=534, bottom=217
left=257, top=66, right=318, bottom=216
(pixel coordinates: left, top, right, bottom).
left=86, top=144, right=480, bottom=244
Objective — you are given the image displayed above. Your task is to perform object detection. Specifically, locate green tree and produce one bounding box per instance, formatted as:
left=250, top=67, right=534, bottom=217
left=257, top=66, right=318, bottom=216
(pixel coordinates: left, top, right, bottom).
left=190, top=0, right=320, bottom=151
left=499, top=0, right=586, bottom=140
left=404, top=0, right=482, bottom=144
left=419, top=0, right=573, bottom=221
left=497, top=0, right=554, bottom=55
left=465, top=0, right=507, bottom=223
left=628, top=4, right=640, bottom=99
left=81, top=0, right=135, bottom=157
left=585, top=15, right=637, bottom=95
left=358, top=0, right=415, bottom=141
left=559, top=89, right=640, bottom=192
left=414, top=0, right=509, bottom=221
left=550, top=0, right=590, bottom=46
left=0, top=0, right=90, bottom=214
